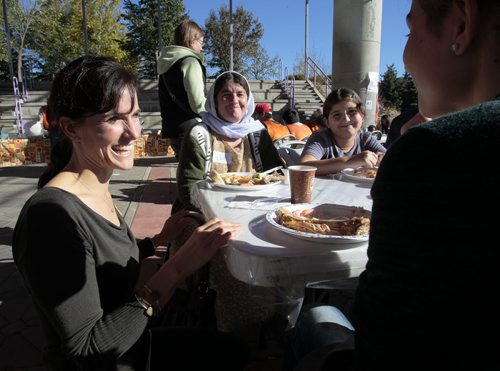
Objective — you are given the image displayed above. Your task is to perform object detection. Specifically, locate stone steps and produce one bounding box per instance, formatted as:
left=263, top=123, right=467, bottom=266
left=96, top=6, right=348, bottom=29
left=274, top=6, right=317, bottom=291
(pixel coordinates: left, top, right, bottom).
left=0, top=79, right=324, bottom=136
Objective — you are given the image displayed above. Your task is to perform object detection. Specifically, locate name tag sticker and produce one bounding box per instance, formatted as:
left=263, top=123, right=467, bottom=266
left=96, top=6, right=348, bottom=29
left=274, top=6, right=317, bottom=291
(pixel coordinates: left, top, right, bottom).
left=213, top=151, right=231, bottom=164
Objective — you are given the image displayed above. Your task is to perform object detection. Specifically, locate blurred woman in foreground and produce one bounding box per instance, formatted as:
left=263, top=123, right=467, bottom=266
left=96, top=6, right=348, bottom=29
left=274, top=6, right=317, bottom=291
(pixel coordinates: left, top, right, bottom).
left=290, top=1, right=500, bottom=369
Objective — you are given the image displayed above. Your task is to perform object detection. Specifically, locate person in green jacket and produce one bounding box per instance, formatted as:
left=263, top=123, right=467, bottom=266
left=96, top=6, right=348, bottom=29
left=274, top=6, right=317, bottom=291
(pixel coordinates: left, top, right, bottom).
left=157, top=20, right=206, bottom=158
left=173, top=70, right=284, bottom=336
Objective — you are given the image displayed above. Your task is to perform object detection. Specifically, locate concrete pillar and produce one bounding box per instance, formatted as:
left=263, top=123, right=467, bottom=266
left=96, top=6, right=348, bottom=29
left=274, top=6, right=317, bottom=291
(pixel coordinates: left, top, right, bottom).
left=332, top=0, right=383, bottom=128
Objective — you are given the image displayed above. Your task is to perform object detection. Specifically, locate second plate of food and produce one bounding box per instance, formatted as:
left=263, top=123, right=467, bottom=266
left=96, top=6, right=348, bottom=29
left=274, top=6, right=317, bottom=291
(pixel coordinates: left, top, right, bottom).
left=340, top=167, right=378, bottom=183
left=266, top=203, right=371, bottom=244
left=211, top=172, right=282, bottom=191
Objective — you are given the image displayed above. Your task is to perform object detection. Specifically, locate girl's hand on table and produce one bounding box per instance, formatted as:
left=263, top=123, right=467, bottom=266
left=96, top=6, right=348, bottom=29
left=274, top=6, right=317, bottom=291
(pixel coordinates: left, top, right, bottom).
left=375, top=152, right=385, bottom=166
left=347, top=150, right=379, bottom=169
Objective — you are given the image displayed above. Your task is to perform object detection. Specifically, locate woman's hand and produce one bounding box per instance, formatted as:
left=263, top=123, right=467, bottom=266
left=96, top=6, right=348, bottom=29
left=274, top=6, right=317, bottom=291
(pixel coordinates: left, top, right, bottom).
left=151, top=210, right=191, bottom=247
left=347, top=150, right=379, bottom=168
left=171, top=218, right=241, bottom=278
left=146, top=218, right=241, bottom=309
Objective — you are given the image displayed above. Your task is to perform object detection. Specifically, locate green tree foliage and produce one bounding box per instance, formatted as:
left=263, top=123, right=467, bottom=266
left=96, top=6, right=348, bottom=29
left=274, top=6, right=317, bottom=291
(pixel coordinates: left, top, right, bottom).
left=0, top=0, right=130, bottom=80
left=244, top=46, right=279, bottom=80
left=378, top=65, right=418, bottom=110
left=379, top=64, right=401, bottom=108
left=204, top=5, right=263, bottom=74
left=399, top=72, right=418, bottom=109
left=32, top=0, right=129, bottom=76
left=122, top=0, right=187, bottom=78
left=1, top=0, right=41, bottom=85
left=0, top=10, right=11, bottom=79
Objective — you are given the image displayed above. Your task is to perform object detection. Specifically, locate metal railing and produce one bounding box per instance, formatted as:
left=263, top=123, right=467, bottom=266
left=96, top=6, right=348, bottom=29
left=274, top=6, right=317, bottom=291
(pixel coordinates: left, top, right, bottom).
left=282, top=67, right=295, bottom=107
left=12, top=76, right=25, bottom=137
left=305, top=57, right=333, bottom=98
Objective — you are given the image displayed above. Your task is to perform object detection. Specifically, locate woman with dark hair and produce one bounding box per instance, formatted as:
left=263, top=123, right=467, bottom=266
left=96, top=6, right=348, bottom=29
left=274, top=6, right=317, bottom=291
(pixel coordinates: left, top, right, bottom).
left=289, top=0, right=500, bottom=369
left=157, top=19, right=206, bottom=158
left=299, top=87, right=386, bottom=176
left=13, top=56, right=246, bottom=370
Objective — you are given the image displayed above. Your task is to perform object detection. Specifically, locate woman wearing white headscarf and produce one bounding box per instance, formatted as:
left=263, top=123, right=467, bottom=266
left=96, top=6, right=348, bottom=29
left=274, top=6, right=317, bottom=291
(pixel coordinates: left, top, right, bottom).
left=174, top=71, right=283, bottom=212
left=172, top=72, right=283, bottom=336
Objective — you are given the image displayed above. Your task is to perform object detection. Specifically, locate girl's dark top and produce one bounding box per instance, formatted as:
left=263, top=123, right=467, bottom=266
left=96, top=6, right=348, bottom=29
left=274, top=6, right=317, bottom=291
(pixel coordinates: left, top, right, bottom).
left=13, top=187, right=155, bottom=370
left=353, top=97, right=500, bottom=369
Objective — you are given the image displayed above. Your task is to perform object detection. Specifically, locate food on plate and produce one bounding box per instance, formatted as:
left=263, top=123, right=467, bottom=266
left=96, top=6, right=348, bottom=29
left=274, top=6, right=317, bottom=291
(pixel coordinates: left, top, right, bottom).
left=210, top=170, right=283, bottom=186
left=353, top=167, right=378, bottom=179
left=276, top=206, right=370, bottom=236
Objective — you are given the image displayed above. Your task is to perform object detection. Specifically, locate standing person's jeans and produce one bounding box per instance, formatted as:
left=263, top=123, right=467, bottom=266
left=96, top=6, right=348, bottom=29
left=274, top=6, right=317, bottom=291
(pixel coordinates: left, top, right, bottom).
left=288, top=305, right=356, bottom=370
left=168, top=137, right=182, bottom=160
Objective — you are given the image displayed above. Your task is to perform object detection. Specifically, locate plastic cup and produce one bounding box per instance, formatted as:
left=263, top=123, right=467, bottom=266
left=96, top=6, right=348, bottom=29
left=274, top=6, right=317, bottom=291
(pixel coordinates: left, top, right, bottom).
left=281, top=168, right=290, bottom=184
left=288, top=165, right=317, bottom=204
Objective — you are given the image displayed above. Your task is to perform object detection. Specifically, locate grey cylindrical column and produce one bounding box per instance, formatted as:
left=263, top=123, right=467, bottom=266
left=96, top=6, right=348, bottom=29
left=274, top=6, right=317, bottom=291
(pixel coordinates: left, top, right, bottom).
left=332, top=0, right=383, bottom=128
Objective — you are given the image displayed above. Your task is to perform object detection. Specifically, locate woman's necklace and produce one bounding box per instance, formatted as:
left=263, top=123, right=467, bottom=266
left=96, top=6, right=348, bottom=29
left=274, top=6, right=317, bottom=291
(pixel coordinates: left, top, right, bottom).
left=73, top=174, right=116, bottom=214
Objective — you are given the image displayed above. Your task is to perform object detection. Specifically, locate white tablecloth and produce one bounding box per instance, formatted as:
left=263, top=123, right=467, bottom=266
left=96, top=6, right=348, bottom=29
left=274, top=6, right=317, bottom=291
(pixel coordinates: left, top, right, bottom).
left=191, top=176, right=373, bottom=288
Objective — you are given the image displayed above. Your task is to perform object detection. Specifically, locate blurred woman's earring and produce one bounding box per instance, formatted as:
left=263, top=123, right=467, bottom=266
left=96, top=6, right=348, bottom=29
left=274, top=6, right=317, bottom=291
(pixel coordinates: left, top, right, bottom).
left=451, top=43, right=459, bottom=55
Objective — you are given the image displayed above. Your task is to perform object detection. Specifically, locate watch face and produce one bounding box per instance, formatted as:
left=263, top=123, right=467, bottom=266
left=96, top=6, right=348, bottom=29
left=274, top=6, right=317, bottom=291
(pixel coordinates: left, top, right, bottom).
left=145, top=305, right=154, bottom=317
left=135, top=286, right=160, bottom=317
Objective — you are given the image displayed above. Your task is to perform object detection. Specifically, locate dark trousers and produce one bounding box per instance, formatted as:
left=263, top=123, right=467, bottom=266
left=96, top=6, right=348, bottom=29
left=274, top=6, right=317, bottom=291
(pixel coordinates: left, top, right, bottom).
left=145, top=327, right=248, bottom=371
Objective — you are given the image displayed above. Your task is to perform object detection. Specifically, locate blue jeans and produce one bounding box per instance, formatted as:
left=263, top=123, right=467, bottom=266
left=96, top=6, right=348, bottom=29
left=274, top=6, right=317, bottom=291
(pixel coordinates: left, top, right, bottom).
left=289, top=305, right=355, bottom=369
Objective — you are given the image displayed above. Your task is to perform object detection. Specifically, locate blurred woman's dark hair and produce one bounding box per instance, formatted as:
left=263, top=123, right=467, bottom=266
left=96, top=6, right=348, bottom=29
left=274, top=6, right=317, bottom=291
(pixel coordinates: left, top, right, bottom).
left=38, top=56, right=138, bottom=189
left=323, top=88, right=365, bottom=120
left=418, top=0, right=499, bottom=36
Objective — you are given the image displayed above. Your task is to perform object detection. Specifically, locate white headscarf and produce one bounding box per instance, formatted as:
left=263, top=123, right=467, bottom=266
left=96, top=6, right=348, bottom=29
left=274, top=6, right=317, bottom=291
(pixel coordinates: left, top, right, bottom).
left=200, top=71, right=265, bottom=139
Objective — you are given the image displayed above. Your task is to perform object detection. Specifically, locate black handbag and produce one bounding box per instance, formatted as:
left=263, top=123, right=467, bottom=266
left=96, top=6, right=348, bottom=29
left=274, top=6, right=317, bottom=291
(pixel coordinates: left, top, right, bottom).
left=155, top=216, right=217, bottom=330
left=159, top=262, right=217, bottom=330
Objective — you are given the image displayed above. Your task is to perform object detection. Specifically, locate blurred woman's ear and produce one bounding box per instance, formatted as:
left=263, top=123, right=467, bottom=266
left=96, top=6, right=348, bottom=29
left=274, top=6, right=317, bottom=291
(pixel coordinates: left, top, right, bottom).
left=450, top=0, right=479, bottom=56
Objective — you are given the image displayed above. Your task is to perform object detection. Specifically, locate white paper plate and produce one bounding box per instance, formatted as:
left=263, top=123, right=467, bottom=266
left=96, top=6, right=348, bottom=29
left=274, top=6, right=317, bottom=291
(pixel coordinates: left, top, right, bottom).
left=340, top=168, right=377, bottom=183
left=211, top=172, right=282, bottom=191
left=266, top=203, right=370, bottom=244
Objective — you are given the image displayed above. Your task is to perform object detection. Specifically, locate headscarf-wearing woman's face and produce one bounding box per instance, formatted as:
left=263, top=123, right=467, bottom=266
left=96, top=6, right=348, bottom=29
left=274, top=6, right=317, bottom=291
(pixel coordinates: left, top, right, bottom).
left=216, top=82, right=249, bottom=123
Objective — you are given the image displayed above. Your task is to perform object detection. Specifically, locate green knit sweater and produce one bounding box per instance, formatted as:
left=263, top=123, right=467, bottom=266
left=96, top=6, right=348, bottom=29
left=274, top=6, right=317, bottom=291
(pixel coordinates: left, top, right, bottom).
left=353, top=97, right=500, bottom=369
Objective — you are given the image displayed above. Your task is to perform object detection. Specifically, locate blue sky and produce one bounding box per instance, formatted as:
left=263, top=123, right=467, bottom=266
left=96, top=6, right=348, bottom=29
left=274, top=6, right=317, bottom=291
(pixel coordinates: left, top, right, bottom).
left=183, top=0, right=411, bottom=77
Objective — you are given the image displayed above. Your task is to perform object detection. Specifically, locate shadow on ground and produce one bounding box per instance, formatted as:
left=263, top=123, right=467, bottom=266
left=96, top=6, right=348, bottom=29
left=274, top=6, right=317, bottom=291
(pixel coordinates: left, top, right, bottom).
left=134, top=156, right=176, bottom=167
left=0, top=164, right=46, bottom=179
